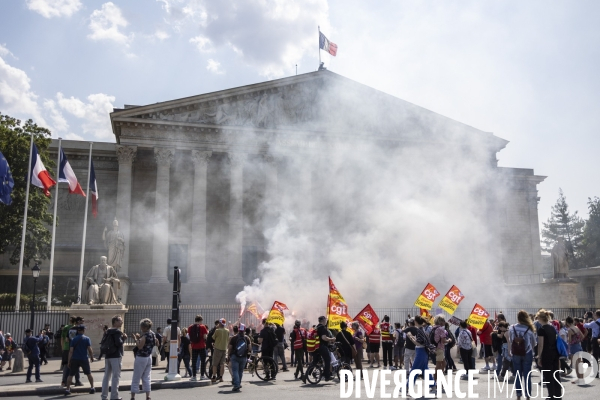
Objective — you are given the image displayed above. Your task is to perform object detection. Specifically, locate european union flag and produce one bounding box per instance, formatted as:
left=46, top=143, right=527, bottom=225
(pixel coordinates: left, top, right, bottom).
left=0, top=151, right=15, bottom=205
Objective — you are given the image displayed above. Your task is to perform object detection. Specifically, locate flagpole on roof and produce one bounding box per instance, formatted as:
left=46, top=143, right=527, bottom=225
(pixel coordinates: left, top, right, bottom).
left=46, top=138, right=62, bottom=311
left=15, top=133, right=34, bottom=312
left=77, top=142, right=93, bottom=304
left=318, top=26, right=321, bottom=67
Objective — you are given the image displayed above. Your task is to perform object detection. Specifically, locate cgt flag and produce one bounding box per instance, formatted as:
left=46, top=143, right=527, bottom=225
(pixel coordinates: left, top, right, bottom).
left=327, top=277, right=353, bottom=331
left=246, top=302, right=263, bottom=319
left=353, top=304, right=379, bottom=335
left=265, top=301, right=288, bottom=325
left=438, top=285, right=465, bottom=315
left=413, top=283, right=440, bottom=310
left=468, top=303, right=490, bottom=330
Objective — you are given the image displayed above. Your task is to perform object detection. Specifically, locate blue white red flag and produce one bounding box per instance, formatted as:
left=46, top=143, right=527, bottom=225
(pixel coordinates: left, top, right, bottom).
left=89, top=160, right=98, bottom=217
left=319, top=31, right=337, bottom=56
left=59, top=149, right=86, bottom=197
left=0, top=151, right=14, bottom=205
left=31, top=143, right=56, bottom=196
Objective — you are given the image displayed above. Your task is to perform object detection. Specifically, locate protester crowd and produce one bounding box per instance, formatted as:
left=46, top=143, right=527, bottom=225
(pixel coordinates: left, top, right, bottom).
left=1, top=308, right=599, bottom=399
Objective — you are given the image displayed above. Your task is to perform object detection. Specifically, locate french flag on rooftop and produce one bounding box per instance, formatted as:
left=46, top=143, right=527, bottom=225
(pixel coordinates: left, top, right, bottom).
left=319, top=31, right=338, bottom=56
left=31, top=143, right=56, bottom=196
left=58, top=149, right=86, bottom=197
left=89, top=160, right=98, bottom=218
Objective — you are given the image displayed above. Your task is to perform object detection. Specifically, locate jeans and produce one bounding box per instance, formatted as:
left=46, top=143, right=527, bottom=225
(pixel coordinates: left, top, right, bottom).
left=317, top=346, right=332, bottom=380
left=101, top=357, right=122, bottom=400
left=191, top=348, right=206, bottom=377
left=408, top=347, right=433, bottom=385
left=404, top=348, right=416, bottom=374
left=273, top=343, right=287, bottom=370
left=294, top=349, right=305, bottom=376
left=131, top=356, right=152, bottom=394
left=444, top=345, right=456, bottom=371
left=495, top=351, right=503, bottom=375
left=230, top=354, right=246, bottom=388
left=26, top=354, right=41, bottom=381
left=512, top=351, right=533, bottom=398
left=382, top=342, right=393, bottom=367
left=178, top=354, right=192, bottom=376
left=62, top=350, right=80, bottom=384
left=460, top=348, right=474, bottom=371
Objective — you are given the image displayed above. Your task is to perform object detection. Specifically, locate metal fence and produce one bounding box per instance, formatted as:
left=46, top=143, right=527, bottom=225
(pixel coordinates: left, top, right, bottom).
left=0, top=305, right=69, bottom=353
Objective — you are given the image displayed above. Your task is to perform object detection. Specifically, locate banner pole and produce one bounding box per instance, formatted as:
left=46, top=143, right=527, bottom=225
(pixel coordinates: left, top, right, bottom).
left=77, top=142, right=93, bottom=303
left=47, top=138, right=61, bottom=311
left=15, top=133, right=34, bottom=312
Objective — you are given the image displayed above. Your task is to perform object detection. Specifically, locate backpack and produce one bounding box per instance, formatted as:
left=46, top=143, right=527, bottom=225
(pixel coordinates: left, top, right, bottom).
left=429, top=326, right=441, bottom=347
left=511, top=326, right=530, bottom=356
left=446, top=330, right=456, bottom=349
left=556, top=335, right=568, bottom=359
left=206, top=327, right=216, bottom=349
left=395, top=329, right=405, bottom=347
left=234, top=335, right=248, bottom=357
left=100, top=332, right=117, bottom=355
left=189, top=324, right=201, bottom=343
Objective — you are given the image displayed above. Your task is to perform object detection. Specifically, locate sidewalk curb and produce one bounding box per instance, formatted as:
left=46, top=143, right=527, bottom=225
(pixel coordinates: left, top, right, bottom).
left=0, top=379, right=213, bottom=397
left=1, top=366, right=163, bottom=377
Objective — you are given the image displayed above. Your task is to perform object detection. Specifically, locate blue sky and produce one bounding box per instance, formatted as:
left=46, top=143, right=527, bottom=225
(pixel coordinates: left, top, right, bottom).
left=1, top=0, right=599, bottom=225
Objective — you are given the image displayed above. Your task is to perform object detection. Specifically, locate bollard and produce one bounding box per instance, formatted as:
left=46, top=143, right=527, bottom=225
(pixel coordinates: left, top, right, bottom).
left=12, top=349, right=24, bottom=373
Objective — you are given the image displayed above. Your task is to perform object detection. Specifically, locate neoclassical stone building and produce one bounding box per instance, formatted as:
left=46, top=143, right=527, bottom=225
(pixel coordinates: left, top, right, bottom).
left=0, top=71, right=552, bottom=305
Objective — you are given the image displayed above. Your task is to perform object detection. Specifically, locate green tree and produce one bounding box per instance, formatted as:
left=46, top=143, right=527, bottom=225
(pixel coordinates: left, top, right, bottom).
left=582, top=197, right=600, bottom=268
left=0, top=113, right=55, bottom=267
left=541, top=188, right=585, bottom=268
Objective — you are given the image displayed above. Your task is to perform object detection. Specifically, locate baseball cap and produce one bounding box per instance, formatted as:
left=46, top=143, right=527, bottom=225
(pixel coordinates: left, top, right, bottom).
left=76, top=325, right=86, bottom=331
left=239, top=323, right=245, bottom=331
left=219, top=318, right=226, bottom=326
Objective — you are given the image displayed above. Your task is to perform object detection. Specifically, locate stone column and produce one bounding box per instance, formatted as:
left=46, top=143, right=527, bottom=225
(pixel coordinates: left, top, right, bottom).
left=227, top=152, right=246, bottom=285
left=300, top=156, right=313, bottom=268
left=150, top=147, right=174, bottom=283
left=263, top=154, right=279, bottom=228
left=189, top=150, right=212, bottom=283
left=115, top=145, right=137, bottom=278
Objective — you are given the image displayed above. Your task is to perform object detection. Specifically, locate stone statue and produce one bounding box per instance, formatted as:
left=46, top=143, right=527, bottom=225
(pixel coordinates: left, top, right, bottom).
left=84, top=256, right=121, bottom=304
left=103, top=218, right=125, bottom=273
left=551, top=237, right=570, bottom=279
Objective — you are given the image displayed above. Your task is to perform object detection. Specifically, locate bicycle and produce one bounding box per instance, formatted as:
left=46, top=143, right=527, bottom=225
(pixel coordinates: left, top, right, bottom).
left=247, top=351, right=278, bottom=381
left=305, top=343, right=352, bottom=384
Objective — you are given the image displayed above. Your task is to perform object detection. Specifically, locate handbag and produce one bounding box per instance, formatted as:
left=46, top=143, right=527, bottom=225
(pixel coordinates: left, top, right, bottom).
left=152, top=345, right=160, bottom=358
left=341, top=331, right=357, bottom=358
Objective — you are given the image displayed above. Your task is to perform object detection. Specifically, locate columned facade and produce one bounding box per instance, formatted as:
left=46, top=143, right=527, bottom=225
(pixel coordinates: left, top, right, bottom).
left=189, top=150, right=212, bottom=283
left=227, top=152, right=246, bottom=285
left=150, top=147, right=174, bottom=283
left=115, top=145, right=137, bottom=278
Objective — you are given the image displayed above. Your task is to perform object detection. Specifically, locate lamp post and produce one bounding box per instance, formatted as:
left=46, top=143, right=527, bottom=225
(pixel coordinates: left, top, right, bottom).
left=30, top=261, right=40, bottom=330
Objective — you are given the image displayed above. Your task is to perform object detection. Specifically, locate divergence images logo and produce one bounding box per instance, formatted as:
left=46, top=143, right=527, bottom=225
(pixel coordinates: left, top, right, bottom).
left=573, top=351, right=599, bottom=385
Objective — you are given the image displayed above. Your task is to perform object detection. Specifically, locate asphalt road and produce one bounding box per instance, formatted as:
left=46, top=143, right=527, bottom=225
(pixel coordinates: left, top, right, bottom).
left=5, top=366, right=599, bottom=399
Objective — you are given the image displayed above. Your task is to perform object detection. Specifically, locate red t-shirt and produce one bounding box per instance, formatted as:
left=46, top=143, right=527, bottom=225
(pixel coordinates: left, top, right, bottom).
left=477, top=322, right=493, bottom=345
left=188, top=324, right=209, bottom=350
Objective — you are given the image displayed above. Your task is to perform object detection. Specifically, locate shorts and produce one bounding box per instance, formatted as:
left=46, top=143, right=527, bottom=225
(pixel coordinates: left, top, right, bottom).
left=212, top=348, right=226, bottom=369
left=484, top=345, right=493, bottom=358
left=365, top=343, right=371, bottom=353
left=393, top=345, right=403, bottom=357
left=435, top=348, right=445, bottom=360
left=569, top=343, right=583, bottom=355
left=69, top=359, right=91, bottom=375
left=370, top=343, right=380, bottom=354
left=1, top=352, right=12, bottom=361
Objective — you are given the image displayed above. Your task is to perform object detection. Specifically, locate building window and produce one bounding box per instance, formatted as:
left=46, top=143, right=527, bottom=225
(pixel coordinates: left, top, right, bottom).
left=168, top=244, right=188, bottom=283
left=585, top=286, right=595, bottom=304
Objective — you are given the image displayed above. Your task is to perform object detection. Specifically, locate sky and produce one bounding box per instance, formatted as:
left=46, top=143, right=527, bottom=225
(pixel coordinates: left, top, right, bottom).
left=0, top=0, right=599, bottom=227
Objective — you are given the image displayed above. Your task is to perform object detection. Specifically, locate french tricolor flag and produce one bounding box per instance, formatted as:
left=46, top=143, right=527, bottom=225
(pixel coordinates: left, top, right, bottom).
left=89, top=160, right=98, bottom=218
left=31, top=143, right=56, bottom=197
left=319, top=31, right=338, bottom=56
left=58, top=149, right=86, bottom=197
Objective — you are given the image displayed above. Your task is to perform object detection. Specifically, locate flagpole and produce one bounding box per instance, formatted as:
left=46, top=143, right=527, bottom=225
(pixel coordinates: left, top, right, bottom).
left=77, top=142, right=93, bottom=304
left=318, top=26, right=321, bottom=66
left=15, top=133, right=35, bottom=312
left=47, top=138, right=61, bottom=311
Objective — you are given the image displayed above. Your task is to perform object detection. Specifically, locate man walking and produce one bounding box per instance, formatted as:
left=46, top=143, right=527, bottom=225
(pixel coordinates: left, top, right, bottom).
left=290, top=320, right=306, bottom=379
left=162, top=319, right=181, bottom=373
left=61, top=317, right=83, bottom=387
left=23, top=329, right=42, bottom=383
left=65, top=325, right=95, bottom=395
left=211, top=318, right=229, bottom=383
left=101, top=316, right=127, bottom=400
left=188, top=315, right=208, bottom=381
left=273, top=323, right=288, bottom=371
left=258, top=320, right=278, bottom=381
left=227, top=325, right=251, bottom=391
left=315, top=316, right=336, bottom=382
left=583, top=309, right=600, bottom=378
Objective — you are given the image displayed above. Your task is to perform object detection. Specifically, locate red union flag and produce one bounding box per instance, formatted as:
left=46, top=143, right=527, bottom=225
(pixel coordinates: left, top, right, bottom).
left=266, top=301, right=288, bottom=325
left=413, top=283, right=440, bottom=310
left=327, top=277, right=353, bottom=331
left=438, top=285, right=465, bottom=315
left=468, top=303, right=490, bottom=330
left=353, top=304, right=379, bottom=335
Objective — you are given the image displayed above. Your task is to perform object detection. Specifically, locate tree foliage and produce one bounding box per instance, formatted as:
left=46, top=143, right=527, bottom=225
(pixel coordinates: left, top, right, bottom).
left=541, top=188, right=585, bottom=268
left=0, top=113, right=55, bottom=267
left=582, top=197, right=600, bottom=267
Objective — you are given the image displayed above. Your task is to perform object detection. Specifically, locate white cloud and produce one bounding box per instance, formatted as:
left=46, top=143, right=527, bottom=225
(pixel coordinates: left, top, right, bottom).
left=56, top=92, right=116, bottom=139
left=154, top=29, right=170, bottom=41
left=26, top=0, right=82, bottom=18
left=88, top=2, right=132, bottom=45
left=206, top=59, right=224, bottom=74
left=0, top=43, right=16, bottom=59
left=189, top=35, right=213, bottom=53
left=43, top=99, right=69, bottom=132
left=65, top=132, right=84, bottom=140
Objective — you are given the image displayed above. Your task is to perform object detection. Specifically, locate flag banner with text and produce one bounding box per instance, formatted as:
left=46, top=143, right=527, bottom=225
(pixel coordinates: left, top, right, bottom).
left=467, top=303, right=490, bottom=330
left=438, top=285, right=465, bottom=315
left=448, top=316, right=463, bottom=326
left=353, top=304, right=379, bottom=335
left=327, top=277, right=353, bottom=331
left=420, top=308, right=434, bottom=324
left=265, top=301, right=288, bottom=325
left=246, top=302, right=262, bottom=319
left=413, top=283, right=440, bottom=310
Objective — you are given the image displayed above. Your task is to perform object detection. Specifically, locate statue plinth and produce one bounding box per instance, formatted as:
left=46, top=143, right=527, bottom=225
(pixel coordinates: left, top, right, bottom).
left=67, top=303, right=128, bottom=355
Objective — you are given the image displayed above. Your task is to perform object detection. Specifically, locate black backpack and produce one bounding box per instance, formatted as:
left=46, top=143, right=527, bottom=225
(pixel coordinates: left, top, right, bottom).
left=395, top=329, right=405, bottom=347
left=189, top=324, right=201, bottom=343
left=235, top=335, right=248, bottom=357
left=100, top=332, right=117, bottom=355
left=446, top=330, right=456, bottom=349
left=429, top=326, right=441, bottom=347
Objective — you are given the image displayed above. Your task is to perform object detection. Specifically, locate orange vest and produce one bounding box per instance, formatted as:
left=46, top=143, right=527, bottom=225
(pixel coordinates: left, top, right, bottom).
left=381, top=322, right=393, bottom=342
left=369, top=328, right=381, bottom=344
left=306, top=329, right=320, bottom=352
left=293, top=327, right=306, bottom=350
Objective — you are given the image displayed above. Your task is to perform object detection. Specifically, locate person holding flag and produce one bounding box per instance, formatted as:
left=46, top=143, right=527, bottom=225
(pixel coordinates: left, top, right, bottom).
left=314, top=315, right=336, bottom=382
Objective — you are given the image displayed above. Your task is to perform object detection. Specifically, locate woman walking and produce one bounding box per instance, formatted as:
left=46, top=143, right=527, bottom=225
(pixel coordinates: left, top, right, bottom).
left=352, top=322, right=365, bottom=379
left=565, top=316, right=585, bottom=386
left=406, top=316, right=434, bottom=389
left=178, top=328, right=192, bottom=378
left=131, top=318, right=157, bottom=400
left=508, top=310, right=537, bottom=400
left=457, top=321, right=475, bottom=379
left=444, top=322, right=457, bottom=372
left=536, top=310, right=562, bottom=397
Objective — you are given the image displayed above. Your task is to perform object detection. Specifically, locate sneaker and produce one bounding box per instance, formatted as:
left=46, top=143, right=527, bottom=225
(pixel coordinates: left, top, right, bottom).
left=301, top=375, right=307, bottom=384
left=200, top=376, right=207, bottom=380
left=64, top=389, right=71, bottom=396
left=190, top=376, right=197, bottom=381
left=211, top=377, right=216, bottom=383
left=7, top=367, right=11, bottom=370
left=89, top=388, right=95, bottom=394
left=482, top=366, right=491, bottom=371
left=36, top=379, right=44, bottom=382
left=74, top=382, right=84, bottom=387
left=232, top=386, right=240, bottom=392
left=25, top=380, right=32, bottom=383
left=219, top=377, right=223, bottom=383
left=460, top=375, right=469, bottom=380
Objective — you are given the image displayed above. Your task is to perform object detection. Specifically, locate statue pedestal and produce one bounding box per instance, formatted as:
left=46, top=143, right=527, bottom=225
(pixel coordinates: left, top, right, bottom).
left=67, top=304, right=128, bottom=355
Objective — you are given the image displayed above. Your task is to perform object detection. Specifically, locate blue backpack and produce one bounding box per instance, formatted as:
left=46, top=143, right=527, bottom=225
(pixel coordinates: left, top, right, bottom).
left=556, top=336, right=568, bottom=359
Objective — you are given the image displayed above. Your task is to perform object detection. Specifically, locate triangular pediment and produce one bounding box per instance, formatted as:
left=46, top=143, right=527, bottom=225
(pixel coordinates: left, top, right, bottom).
left=111, top=71, right=507, bottom=149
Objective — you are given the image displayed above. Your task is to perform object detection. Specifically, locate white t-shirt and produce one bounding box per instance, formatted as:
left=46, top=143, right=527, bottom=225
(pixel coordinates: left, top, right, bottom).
left=163, top=325, right=181, bottom=350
